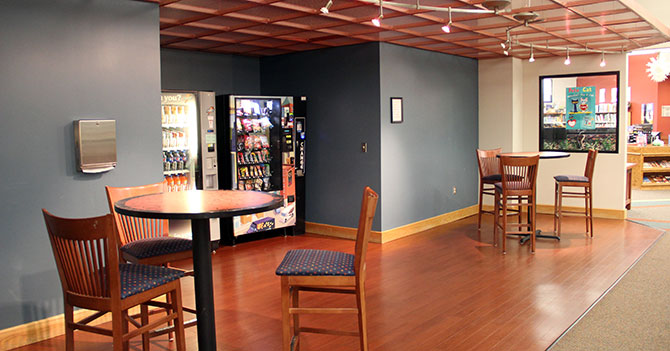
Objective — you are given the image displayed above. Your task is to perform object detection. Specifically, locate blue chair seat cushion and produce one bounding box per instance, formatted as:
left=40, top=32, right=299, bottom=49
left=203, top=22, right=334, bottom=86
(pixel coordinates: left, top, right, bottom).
left=482, top=174, right=502, bottom=182
left=119, top=263, right=184, bottom=299
left=120, top=237, right=192, bottom=259
left=275, top=249, right=355, bottom=276
left=554, top=175, right=589, bottom=183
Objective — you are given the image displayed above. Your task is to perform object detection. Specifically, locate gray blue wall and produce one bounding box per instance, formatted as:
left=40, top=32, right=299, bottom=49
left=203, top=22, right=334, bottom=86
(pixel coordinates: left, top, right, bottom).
left=260, top=44, right=383, bottom=231
left=161, top=48, right=261, bottom=94
left=0, top=0, right=161, bottom=329
left=379, top=43, right=479, bottom=230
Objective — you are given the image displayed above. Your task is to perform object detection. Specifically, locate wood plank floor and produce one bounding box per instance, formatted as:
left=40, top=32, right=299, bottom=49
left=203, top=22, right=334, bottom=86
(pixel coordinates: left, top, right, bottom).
left=13, top=214, right=663, bottom=351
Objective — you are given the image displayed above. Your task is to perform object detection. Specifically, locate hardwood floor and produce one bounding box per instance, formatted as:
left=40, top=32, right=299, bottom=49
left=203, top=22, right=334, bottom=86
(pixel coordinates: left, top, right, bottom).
left=13, top=214, right=663, bottom=351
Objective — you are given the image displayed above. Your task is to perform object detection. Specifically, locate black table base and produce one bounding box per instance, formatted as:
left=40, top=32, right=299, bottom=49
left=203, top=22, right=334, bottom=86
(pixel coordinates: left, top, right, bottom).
left=519, top=230, right=560, bottom=245
left=191, top=218, right=216, bottom=351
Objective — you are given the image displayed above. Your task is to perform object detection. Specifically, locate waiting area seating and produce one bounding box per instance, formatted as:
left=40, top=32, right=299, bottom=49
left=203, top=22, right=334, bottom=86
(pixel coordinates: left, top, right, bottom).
left=42, top=210, right=186, bottom=351
left=493, top=155, right=539, bottom=254
left=553, top=149, right=597, bottom=237
left=275, top=187, right=378, bottom=351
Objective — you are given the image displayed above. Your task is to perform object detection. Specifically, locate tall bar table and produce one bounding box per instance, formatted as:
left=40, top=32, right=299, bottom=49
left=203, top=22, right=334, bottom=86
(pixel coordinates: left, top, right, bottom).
left=115, top=190, right=283, bottom=351
left=498, top=151, right=570, bottom=244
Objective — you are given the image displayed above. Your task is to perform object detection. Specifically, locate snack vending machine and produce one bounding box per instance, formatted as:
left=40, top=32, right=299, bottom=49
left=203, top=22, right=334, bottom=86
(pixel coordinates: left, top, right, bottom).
left=161, top=90, right=220, bottom=242
left=217, top=95, right=298, bottom=245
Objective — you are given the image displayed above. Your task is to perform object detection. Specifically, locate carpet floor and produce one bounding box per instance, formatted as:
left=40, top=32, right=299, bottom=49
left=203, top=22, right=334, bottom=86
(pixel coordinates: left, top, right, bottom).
left=549, top=190, right=670, bottom=350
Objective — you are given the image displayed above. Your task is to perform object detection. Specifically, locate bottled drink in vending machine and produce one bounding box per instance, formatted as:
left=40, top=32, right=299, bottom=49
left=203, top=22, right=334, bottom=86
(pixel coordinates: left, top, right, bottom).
left=167, top=175, right=175, bottom=192
left=181, top=150, right=188, bottom=169
left=180, top=173, right=188, bottom=191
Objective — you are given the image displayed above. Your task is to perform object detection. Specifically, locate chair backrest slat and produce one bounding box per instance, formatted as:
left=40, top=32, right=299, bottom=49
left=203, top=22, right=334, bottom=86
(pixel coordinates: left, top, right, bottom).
left=106, top=182, right=168, bottom=246
left=477, top=148, right=502, bottom=178
left=499, top=155, right=539, bottom=192
left=43, top=210, right=119, bottom=299
left=354, top=187, right=379, bottom=278
left=584, top=149, right=598, bottom=180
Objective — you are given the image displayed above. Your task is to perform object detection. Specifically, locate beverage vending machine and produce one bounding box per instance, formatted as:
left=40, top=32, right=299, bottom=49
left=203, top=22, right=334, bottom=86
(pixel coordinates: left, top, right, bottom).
left=217, top=95, right=303, bottom=245
left=161, top=90, right=220, bottom=243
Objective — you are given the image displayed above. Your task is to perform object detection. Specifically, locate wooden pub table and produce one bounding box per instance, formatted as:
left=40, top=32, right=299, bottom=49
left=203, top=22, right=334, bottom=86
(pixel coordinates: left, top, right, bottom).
left=497, top=151, right=570, bottom=244
left=115, top=190, right=284, bottom=351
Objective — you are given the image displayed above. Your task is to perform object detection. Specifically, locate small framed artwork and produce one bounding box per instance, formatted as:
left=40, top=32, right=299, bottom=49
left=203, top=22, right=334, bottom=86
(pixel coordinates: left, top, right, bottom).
left=391, top=97, right=403, bottom=123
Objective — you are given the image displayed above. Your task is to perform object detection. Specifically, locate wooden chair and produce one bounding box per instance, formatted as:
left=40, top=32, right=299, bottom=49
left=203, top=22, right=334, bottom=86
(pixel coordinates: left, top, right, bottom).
left=42, top=210, right=186, bottom=351
left=476, top=148, right=502, bottom=229
left=275, top=187, right=379, bottom=351
left=494, top=155, right=539, bottom=254
left=106, top=182, right=198, bottom=338
left=553, top=149, right=597, bottom=237
left=105, top=182, right=192, bottom=267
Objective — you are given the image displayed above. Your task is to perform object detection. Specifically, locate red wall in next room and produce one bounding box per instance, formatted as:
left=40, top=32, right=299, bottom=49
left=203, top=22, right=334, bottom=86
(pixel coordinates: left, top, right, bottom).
left=629, top=54, right=658, bottom=126
left=658, top=79, right=670, bottom=142
left=576, top=75, right=618, bottom=104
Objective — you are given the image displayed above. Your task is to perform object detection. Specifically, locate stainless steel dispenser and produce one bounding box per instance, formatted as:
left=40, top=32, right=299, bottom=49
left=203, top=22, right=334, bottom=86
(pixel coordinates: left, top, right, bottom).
left=74, top=119, right=117, bottom=173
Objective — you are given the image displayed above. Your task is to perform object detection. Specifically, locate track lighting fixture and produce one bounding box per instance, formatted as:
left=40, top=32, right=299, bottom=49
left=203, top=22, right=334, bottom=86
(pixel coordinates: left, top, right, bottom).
left=529, top=44, right=535, bottom=62
left=372, top=0, right=383, bottom=27
left=320, top=0, right=333, bottom=14
left=441, top=7, right=452, bottom=33
left=600, top=51, right=606, bottom=67
left=564, top=48, right=571, bottom=65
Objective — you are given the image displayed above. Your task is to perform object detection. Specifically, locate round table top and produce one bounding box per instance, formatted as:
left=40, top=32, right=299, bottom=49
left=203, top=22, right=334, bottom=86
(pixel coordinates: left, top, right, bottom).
left=114, top=190, right=284, bottom=220
left=498, top=151, right=570, bottom=159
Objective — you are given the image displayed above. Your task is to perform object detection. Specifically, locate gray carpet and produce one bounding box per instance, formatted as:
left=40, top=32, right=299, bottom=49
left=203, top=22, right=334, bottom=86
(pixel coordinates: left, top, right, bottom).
left=549, top=232, right=670, bottom=351
left=550, top=190, right=670, bottom=350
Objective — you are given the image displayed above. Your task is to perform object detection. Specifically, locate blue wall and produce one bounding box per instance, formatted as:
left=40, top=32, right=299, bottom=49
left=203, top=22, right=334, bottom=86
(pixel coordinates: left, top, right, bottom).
left=161, top=48, right=261, bottom=95
left=0, top=0, right=161, bottom=329
left=379, top=43, right=479, bottom=230
left=260, top=44, right=383, bottom=231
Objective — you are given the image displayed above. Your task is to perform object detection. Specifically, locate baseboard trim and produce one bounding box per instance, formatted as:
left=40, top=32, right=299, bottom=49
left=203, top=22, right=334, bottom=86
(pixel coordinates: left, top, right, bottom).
left=0, top=303, right=159, bottom=350
left=481, top=204, right=625, bottom=220
left=306, top=205, right=479, bottom=244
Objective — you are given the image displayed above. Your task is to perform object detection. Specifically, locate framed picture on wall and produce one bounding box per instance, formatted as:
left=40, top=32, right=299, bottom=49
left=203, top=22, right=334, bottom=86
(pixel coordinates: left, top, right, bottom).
left=391, top=97, right=403, bottom=124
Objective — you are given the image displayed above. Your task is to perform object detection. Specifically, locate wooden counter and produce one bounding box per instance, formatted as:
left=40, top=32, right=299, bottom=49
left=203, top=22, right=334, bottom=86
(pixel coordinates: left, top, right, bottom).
left=627, top=145, right=670, bottom=190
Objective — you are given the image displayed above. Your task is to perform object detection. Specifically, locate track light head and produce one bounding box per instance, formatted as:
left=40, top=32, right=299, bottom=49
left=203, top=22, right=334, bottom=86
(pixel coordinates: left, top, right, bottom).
left=529, top=44, right=535, bottom=62
left=372, top=15, right=383, bottom=27
left=442, top=24, right=451, bottom=33
left=564, top=49, right=571, bottom=65
left=600, top=52, right=606, bottom=67
left=320, top=0, right=333, bottom=14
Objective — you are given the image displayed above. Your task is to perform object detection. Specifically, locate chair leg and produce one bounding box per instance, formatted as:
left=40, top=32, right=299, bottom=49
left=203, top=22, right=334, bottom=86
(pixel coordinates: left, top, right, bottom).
left=64, top=301, right=74, bottom=351
left=166, top=286, right=174, bottom=341
left=557, top=184, right=563, bottom=237
left=584, top=187, right=589, bottom=235
left=591, top=187, right=595, bottom=237
left=530, top=196, right=536, bottom=254
left=493, top=191, right=500, bottom=247
left=553, top=181, right=558, bottom=233
left=112, top=307, right=124, bottom=351
left=478, top=183, right=484, bottom=229
left=122, top=311, right=129, bottom=351
left=502, top=196, right=508, bottom=254
left=141, top=304, right=150, bottom=351
left=356, top=283, right=369, bottom=351
left=281, top=276, right=292, bottom=351
left=171, top=287, right=187, bottom=351
left=291, top=286, right=300, bottom=351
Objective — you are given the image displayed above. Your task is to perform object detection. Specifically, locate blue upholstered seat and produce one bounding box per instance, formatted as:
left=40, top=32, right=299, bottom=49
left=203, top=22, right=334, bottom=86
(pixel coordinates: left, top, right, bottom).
left=119, top=263, right=184, bottom=299
left=554, top=175, right=589, bottom=183
left=120, top=237, right=192, bottom=259
left=275, top=249, right=355, bottom=276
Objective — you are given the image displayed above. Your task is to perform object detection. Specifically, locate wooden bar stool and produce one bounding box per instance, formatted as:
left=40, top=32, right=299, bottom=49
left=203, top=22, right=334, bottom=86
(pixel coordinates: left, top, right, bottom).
left=476, top=148, right=502, bottom=229
left=42, top=210, right=186, bottom=351
left=553, top=149, right=597, bottom=237
left=494, top=155, right=539, bottom=254
left=275, top=187, right=378, bottom=351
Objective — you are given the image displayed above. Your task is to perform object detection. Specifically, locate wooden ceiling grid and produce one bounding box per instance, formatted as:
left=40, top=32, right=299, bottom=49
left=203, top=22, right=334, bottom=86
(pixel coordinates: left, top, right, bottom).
left=140, top=0, right=670, bottom=60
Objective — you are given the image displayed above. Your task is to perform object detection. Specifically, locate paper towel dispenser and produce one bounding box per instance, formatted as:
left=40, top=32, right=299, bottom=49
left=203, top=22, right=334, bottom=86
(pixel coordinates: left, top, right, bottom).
left=74, top=119, right=117, bottom=173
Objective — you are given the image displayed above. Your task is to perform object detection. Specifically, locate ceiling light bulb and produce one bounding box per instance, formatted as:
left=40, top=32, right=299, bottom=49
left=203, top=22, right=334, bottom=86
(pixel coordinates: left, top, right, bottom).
left=564, top=57, right=571, bottom=65
left=501, top=42, right=506, bottom=49
left=442, top=24, right=451, bottom=33
left=564, top=48, right=570, bottom=65
left=320, top=0, right=333, bottom=14
left=529, top=44, right=535, bottom=62
left=504, top=50, right=509, bottom=56
left=600, top=52, right=606, bottom=67
left=372, top=16, right=382, bottom=27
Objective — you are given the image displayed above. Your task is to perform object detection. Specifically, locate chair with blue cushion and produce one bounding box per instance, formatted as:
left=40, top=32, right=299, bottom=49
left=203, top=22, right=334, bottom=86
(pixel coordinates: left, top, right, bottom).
left=276, top=187, right=378, bottom=351
left=106, top=182, right=199, bottom=337
left=42, top=210, right=186, bottom=351
left=553, top=149, right=597, bottom=237
left=476, top=148, right=502, bottom=229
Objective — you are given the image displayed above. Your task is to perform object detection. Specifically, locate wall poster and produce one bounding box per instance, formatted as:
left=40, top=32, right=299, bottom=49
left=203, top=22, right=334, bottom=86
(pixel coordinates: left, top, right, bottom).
left=566, top=86, right=596, bottom=130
